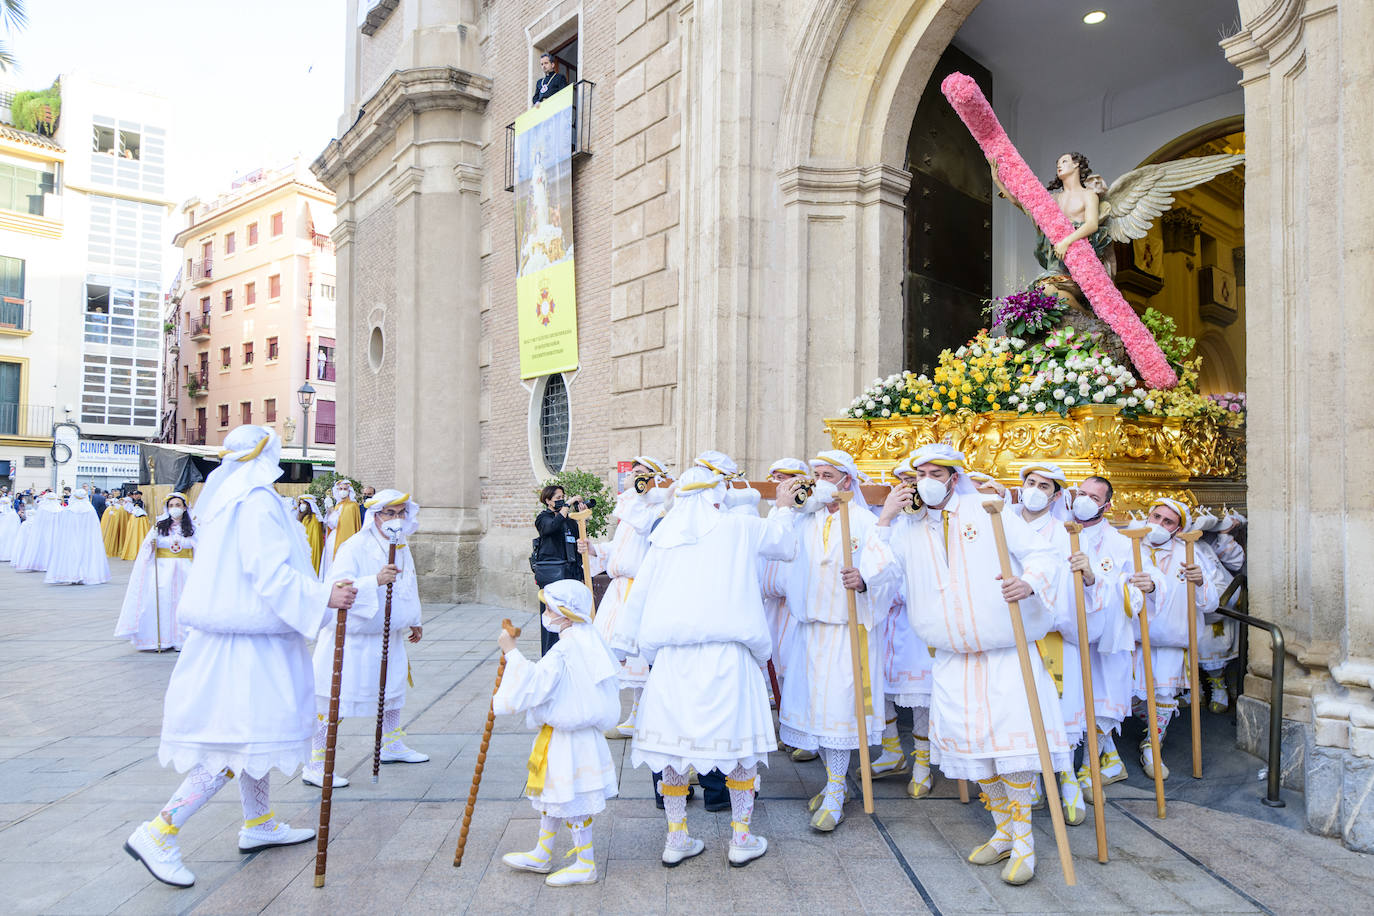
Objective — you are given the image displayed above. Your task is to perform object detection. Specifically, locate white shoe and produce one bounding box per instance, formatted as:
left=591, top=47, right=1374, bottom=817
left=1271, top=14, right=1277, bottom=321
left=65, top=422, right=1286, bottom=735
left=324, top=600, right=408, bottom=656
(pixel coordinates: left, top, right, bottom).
left=125, top=822, right=195, bottom=888
left=1058, top=771, right=1086, bottom=826
left=728, top=834, right=768, bottom=867
left=661, top=836, right=704, bottom=867
left=301, top=767, right=349, bottom=788
left=604, top=721, right=635, bottom=740
left=545, top=860, right=597, bottom=886
left=1140, top=743, right=1170, bottom=781
left=380, top=744, right=429, bottom=764
left=870, top=750, right=910, bottom=778
left=238, top=821, right=315, bottom=853
left=502, top=850, right=553, bottom=874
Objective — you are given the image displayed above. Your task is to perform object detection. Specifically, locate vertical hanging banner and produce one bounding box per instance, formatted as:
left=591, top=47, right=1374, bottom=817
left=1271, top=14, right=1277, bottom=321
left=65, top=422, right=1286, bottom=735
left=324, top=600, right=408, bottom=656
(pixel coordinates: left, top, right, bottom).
left=514, top=86, right=579, bottom=379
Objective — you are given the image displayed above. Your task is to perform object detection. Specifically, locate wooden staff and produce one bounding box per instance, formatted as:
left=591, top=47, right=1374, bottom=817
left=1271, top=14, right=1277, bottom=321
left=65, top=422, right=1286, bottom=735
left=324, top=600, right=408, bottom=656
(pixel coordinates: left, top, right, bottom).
left=958, top=779, right=970, bottom=803
left=1125, top=528, right=1167, bottom=818
left=982, top=500, right=1076, bottom=886
left=454, top=618, right=522, bottom=867
left=836, top=492, right=875, bottom=814
left=314, top=591, right=350, bottom=887
left=1065, top=521, right=1108, bottom=864
left=569, top=507, right=594, bottom=591
left=1179, top=529, right=1205, bottom=779
left=371, top=539, right=399, bottom=783
left=765, top=659, right=782, bottom=710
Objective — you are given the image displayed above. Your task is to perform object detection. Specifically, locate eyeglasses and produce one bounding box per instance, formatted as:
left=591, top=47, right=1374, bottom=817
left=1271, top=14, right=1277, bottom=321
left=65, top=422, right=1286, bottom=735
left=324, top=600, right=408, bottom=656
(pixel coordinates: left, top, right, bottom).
left=375, top=508, right=406, bottom=520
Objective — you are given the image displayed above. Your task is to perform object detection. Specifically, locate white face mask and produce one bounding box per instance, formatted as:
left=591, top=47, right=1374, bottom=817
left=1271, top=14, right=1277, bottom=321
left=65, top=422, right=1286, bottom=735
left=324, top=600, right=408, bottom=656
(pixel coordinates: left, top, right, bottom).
left=542, top=611, right=569, bottom=632
left=168, top=506, right=185, bottom=519
left=380, top=519, right=405, bottom=540
left=1072, top=493, right=1103, bottom=522
left=916, top=477, right=949, bottom=507
left=1145, top=523, right=1174, bottom=546
left=1020, top=486, right=1050, bottom=513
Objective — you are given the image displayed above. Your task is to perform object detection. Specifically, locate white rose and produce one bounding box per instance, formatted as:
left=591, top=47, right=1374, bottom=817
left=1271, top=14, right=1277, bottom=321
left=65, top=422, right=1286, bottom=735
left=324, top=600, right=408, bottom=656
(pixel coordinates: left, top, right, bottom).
left=1066, top=371, right=1079, bottom=383
left=881, top=408, right=891, bottom=417
left=1134, top=388, right=1146, bottom=398
left=1127, top=396, right=1139, bottom=407
left=1093, top=391, right=1106, bottom=403
left=1116, top=397, right=1128, bottom=406
left=1145, top=398, right=1156, bottom=410
left=956, top=347, right=968, bottom=358
left=866, top=400, right=876, bottom=410
left=882, top=395, right=891, bottom=405
left=1034, top=402, right=1046, bottom=413
left=1009, top=395, right=1019, bottom=404
left=1018, top=384, right=1031, bottom=396
left=1053, top=389, right=1065, bottom=400
left=1104, top=385, right=1117, bottom=397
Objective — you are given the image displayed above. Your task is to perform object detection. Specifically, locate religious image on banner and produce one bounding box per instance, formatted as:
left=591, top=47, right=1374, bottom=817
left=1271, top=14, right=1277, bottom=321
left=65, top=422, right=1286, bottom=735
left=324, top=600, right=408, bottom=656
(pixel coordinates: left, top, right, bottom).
left=514, top=85, right=579, bottom=379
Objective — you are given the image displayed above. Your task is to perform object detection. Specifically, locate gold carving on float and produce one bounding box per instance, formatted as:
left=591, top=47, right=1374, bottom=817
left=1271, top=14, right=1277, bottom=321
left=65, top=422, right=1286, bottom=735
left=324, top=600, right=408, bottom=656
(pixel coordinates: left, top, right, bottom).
left=826, top=405, right=1245, bottom=519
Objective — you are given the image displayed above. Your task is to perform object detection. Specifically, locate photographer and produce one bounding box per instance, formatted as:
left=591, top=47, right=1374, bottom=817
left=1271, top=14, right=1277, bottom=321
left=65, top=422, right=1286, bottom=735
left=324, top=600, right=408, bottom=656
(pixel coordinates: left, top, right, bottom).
left=531, top=485, right=594, bottom=655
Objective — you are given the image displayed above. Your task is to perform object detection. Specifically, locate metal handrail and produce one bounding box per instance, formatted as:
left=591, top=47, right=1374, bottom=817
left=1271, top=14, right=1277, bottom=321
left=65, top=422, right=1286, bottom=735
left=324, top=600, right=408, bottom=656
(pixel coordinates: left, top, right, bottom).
left=1214, top=573, right=1286, bottom=807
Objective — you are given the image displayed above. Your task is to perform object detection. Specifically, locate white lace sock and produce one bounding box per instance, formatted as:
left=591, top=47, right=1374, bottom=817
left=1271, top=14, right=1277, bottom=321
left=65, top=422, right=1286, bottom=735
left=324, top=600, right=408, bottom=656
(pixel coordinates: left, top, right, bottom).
left=972, top=775, right=1011, bottom=857
left=381, top=708, right=408, bottom=753
left=820, top=747, right=849, bottom=814
left=726, top=765, right=757, bottom=844
left=660, top=767, right=691, bottom=849
left=157, top=765, right=230, bottom=833
left=1002, top=772, right=1037, bottom=875
left=309, top=714, right=329, bottom=767
left=239, top=772, right=277, bottom=830
left=1095, top=719, right=1119, bottom=756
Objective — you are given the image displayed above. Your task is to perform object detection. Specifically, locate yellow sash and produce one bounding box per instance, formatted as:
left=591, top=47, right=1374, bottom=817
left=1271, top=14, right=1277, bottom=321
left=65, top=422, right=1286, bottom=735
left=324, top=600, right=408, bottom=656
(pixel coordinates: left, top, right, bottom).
left=155, top=548, right=194, bottom=560
left=524, top=724, right=554, bottom=795
left=1035, top=632, right=1066, bottom=698
left=858, top=625, right=874, bottom=717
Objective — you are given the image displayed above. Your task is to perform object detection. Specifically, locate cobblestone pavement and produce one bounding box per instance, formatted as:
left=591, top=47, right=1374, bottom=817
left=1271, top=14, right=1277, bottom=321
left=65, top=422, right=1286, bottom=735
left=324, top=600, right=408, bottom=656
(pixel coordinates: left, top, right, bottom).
left=1, top=561, right=1369, bottom=915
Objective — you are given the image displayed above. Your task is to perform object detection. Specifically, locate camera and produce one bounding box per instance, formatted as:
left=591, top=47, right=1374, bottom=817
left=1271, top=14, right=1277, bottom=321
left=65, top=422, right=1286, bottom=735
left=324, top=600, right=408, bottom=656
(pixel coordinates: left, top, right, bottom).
left=793, top=477, right=815, bottom=507
left=633, top=474, right=656, bottom=494
left=570, top=496, right=597, bottom=509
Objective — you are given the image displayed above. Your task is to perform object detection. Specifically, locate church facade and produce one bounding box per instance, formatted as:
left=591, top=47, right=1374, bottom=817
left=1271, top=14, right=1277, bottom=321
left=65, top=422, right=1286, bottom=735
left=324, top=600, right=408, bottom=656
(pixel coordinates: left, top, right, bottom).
left=313, top=0, right=1374, bottom=849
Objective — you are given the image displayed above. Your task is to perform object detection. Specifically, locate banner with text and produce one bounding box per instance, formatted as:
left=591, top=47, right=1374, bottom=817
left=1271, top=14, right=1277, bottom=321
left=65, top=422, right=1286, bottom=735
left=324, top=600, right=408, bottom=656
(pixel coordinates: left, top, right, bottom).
left=514, top=86, right=579, bottom=379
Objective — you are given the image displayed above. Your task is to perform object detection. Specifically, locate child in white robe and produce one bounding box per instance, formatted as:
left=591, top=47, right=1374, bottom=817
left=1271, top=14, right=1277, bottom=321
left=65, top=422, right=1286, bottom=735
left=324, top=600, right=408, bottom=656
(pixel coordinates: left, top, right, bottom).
left=303, top=489, right=422, bottom=787
left=495, top=579, right=620, bottom=887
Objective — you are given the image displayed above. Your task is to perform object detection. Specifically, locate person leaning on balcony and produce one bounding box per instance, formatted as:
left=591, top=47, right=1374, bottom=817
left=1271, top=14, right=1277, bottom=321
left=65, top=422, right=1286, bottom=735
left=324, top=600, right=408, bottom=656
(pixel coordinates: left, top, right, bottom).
left=531, top=52, right=568, bottom=107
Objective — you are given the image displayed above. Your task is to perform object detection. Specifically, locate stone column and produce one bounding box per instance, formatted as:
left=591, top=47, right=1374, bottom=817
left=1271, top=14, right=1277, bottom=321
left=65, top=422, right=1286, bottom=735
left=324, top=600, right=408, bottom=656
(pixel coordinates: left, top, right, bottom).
left=1224, top=0, right=1374, bottom=851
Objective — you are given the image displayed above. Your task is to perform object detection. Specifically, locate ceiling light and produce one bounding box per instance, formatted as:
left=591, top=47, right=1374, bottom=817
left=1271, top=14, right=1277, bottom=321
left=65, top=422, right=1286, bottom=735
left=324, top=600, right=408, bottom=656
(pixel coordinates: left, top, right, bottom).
left=1083, top=10, right=1107, bottom=25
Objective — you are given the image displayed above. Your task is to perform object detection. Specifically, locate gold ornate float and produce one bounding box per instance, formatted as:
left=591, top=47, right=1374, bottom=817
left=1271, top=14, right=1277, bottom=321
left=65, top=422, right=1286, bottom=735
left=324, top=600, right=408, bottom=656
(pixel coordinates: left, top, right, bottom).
left=825, top=405, right=1245, bottom=519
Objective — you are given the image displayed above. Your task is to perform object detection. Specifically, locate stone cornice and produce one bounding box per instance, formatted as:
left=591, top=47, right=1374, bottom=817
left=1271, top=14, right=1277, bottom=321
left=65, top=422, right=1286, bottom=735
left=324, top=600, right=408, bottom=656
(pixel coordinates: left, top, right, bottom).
left=389, top=166, right=425, bottom=204
left=454, top=162, right=482, bottom=196
left=311, top=66, right=493, bottom=190
left=778, top=163, right=912, bottom=208
left=331, top=218, right=356, bottom=249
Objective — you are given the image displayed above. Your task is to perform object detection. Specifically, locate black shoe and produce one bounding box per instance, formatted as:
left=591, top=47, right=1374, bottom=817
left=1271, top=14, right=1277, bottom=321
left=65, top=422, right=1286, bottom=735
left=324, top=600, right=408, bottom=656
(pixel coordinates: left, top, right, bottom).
left=704, top=799, right=730, bottom=813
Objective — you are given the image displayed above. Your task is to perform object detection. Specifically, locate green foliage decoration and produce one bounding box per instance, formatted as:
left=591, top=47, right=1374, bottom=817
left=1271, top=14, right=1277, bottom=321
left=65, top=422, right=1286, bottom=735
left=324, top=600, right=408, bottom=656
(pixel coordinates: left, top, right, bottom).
left=538, top=468, right=613, bottom=539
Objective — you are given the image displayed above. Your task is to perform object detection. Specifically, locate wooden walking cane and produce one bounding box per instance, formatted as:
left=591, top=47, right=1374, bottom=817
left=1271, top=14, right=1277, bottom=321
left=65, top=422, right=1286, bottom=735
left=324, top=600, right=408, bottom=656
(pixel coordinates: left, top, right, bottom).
left=836, top=492, right=876, bottom=814
left=454, top=618, right=522, bottom=867
left=314, top=582, right=352, bottom=887
left=371, top=536, right=400, bottom=783
left=982, top=500, right=1076, bottom=886
left=1125, top=528, right=1167, bottom=818
left=1179, top=530, right=1205, bottom=779
left=1065, top=522, right=1108, bottom=864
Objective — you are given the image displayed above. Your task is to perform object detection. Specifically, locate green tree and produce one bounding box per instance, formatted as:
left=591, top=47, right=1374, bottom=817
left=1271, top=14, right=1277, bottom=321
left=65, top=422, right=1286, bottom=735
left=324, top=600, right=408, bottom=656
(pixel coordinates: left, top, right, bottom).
left=12, top=80, right=59, bottom=136
left=308, top=471, right=365, bottom=507
left=538, top=468, right=614, bottom=538
left=0, top=1, right=27, bottom=72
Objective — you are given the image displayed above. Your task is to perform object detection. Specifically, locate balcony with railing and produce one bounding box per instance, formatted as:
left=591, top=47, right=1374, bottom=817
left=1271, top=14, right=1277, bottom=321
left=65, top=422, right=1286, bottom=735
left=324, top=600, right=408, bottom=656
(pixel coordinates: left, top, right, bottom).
left=0, top=403, right=54, bottom=439
left=186, top=424, right=207, bottom=445
left=186, top=371, right=209, bottom=398
left=0, top=297, right=30, bottom=335
left=190, top=314, right=211, bottom=339
left=191, top=258, right=213, bottom=286
left=315, top=422, right=336, bottom=445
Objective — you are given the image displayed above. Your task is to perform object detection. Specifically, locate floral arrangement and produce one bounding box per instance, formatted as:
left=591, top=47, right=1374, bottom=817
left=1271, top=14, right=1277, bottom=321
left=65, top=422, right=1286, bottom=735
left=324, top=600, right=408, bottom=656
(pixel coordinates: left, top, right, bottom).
left=984, top=286, right=1067, bottom=339
left=1207, top=391, right=1246, bottom=426
left=940, top=72, right=1178, bottom=389
left=1140, top=308, right=1196, bottom=368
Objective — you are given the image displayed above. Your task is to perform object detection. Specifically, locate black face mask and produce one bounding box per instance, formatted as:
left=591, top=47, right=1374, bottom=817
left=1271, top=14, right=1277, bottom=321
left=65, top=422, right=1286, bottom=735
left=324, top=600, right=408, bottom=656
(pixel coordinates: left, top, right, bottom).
left=553, top=499, right=566, bottom=510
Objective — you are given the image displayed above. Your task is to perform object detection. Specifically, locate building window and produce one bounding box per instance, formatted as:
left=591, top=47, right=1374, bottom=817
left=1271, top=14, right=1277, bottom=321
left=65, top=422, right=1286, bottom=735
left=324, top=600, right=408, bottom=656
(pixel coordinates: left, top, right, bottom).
left=225, top=231, right=236, bottom=254
left=264, top=398, right=276, bottom=422
left=267, top=336, right=279, bottom=360
left=320, top=282, right=335, bottom=300
left=220, top=346, right=231, bottom=369
left=0, top=359, right=21, bottom=436
left=317, top=337, right=335, bottom=381
left=85, top=284, right=110, bottom=314
left=223, top=289, right=233, bottom=312
left=0, top=161, right=56, bottom=217
left=0, top=255, right=25, bottom=329
left=218, top=404, right=229, bottom=427
left=268, top=274, right=281, bottom=299
left=243, top=341, right=254, bottom=365
left=245, top=281, right=256, bottom=306
left=315, top=398, right=336, bottom=444
left=93, top=125, right=141, bottom=160
left=247, top=222, right=259, bottom=246
left=539, top=373, right=571, bottom=473
left=241, top=401, right=252, bottom=425
left=271, top=211, right=284, bottom=236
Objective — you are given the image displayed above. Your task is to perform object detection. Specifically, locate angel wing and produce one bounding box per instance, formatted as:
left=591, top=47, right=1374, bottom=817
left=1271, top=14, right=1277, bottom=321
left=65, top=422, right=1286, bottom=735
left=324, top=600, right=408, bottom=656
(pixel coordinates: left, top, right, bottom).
left=1100, top=153, right=1244, bottom=243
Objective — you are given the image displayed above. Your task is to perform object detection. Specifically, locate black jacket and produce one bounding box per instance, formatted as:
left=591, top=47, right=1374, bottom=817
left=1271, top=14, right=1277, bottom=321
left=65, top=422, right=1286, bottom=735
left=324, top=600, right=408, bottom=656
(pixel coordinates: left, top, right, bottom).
left=534, top=509, right=579, bottom=563
left=532, top=72, right=569, bottom=105
left=92, top=493, right=107, bottom=518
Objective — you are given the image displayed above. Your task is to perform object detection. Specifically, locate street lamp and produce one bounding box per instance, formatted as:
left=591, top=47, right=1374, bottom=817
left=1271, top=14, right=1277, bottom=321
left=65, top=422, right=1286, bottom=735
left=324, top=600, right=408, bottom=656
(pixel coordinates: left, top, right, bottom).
left=297, top=382, right=316, bottom=460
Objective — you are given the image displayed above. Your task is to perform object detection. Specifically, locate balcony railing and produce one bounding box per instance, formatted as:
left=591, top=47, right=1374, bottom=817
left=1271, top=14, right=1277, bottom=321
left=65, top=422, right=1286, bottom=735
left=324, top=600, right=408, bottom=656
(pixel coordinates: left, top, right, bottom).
left=504, top=79, right=595, bottom=192
left=186, top=425, right=207, bottom=445
left=0, top=403, right=54, bottom=438
left=191, top=258, right=213, bottom=286
left=0, top=297, right=30, bottom=333
left=190, top=315, right=211, bottom=339
left=187, top=372, right=209, bottom=398
left=315, top=422, right=336, bottom=445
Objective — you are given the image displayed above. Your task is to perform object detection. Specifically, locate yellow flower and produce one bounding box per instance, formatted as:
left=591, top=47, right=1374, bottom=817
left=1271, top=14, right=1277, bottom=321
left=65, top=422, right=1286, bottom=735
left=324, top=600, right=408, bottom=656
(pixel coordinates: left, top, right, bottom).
left=900, top=398, right=911, bottom=410
left=961, top=382, right=972, bottom=394
left=990, top=402, right=1000, bottom=410
left=946, top=401, right=957, bottom=411
left=961, top=396, right=971, bottom=406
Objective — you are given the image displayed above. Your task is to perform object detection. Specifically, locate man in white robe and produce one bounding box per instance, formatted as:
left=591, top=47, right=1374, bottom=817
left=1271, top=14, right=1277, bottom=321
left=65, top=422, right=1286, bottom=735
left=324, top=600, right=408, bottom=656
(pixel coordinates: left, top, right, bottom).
left=760, top=459, right=808, bottom=710
left=11, top=490, right=61, bottom=572
left=303, top=489, right=420, bottom=788
left=589, top=456, right=669, bottom=739
left=1065, top=476, right=1143, bottom=788
left=867, top=444, right=1068, bottom=886
left=779, top=449, right=896, bottom=833
left=123, top=426, right=358, bottom=888
left=44, top=488, right=110, bottom=585
left=613, top=466, right=801, bottom=868
left=1131, top=498, right=1219, bottom=780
